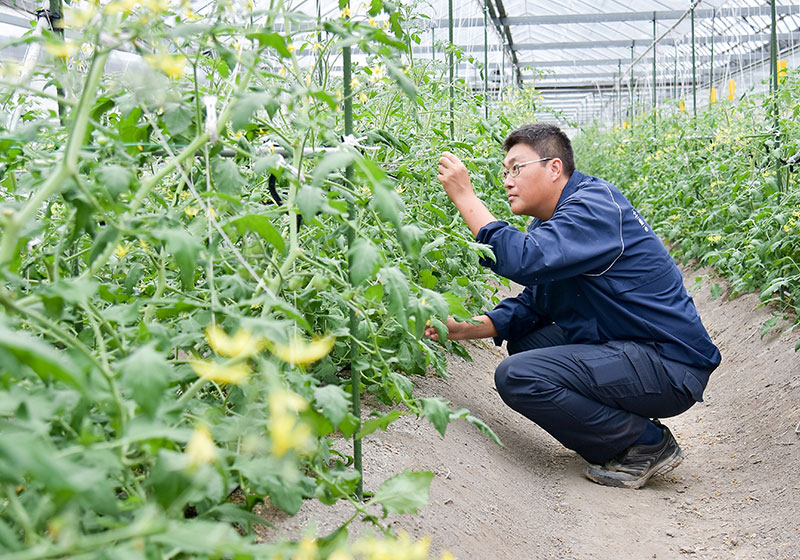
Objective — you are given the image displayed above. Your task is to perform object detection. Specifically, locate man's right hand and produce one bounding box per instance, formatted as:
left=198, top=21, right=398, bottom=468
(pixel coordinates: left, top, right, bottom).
left=423, top=315, right=498, bottom=342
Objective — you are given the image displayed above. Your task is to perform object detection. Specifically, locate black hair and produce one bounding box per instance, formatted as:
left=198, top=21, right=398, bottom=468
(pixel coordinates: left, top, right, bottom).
left=503, top=123, right=575, bottom=178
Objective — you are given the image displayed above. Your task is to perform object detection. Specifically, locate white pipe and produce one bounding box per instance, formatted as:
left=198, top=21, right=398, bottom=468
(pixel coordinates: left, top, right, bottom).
left=6, top=4, right=48, bottom=131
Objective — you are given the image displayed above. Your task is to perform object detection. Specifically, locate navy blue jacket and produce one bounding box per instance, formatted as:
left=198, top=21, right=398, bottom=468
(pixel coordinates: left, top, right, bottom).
left=480, top=170, right=721, bottom=371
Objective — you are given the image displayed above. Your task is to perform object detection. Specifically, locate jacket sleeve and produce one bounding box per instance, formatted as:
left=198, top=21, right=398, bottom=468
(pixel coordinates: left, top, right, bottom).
left=485, top=286, right=543, bottom=346
left=475, top=186, right=625, bottom=286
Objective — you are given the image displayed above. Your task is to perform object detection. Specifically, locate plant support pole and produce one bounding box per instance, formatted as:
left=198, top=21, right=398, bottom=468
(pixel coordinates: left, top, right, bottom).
left=483, top=5, right=488, bottom=120
left=448, top=0, right=454, bottom=138
left=769, top=0, right=782, bottom=191
left=652, top=13, right=657, bottom=134
left=629, top=43, right=634, bottom=122
left=691, top=4, right=697, bottom=116
left=342, top=44, right=363, bottom=501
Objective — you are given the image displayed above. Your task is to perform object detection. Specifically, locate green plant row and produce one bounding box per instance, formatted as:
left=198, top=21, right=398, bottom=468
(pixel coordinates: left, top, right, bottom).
left=574, top=71, right=800, bottom=350
left=0, top=0, right=541, bottom=557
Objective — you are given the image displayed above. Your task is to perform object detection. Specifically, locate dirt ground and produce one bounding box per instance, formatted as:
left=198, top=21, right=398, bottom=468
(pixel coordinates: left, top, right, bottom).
left=257, top=266, right=800, bottom=559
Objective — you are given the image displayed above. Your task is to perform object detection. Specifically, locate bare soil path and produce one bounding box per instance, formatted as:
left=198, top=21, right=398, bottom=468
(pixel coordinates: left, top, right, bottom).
left=258, top=267, right=800, bottom=559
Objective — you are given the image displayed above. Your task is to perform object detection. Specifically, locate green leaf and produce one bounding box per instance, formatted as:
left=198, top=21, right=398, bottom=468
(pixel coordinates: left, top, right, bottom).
left=379, top=267, right=409, bottom=327
left=419, top=269, right=437, bottom=289
left=46, top=277, right=98, bottom=306
left=245, top=30, right=291, bottom=57
left=162, top=102, right=194, bottom=137
left=119, top=345, right=171, bottom=417
left=225, top=214, right=286, bottom=254
left=296, top=183, right=326, bottom=223
left=760, top=315, right=780, bottom=339
left=442, top=291, right=471, bottom=319
left=398, top=224, right=424, bottom=258
left=710, top=282, right=722, bottom=300
left=419, top=397, right=450, bottom=437
left=348, top=238, right=380, bottom=285
left=450, top=407, right=503, bottom=446
left=88, top=226, right=119, bottom=269
left=313, top=385, right=350, bottom=427
left=370, top=470, right=433, bottom=516
left=231, top=92, right=272, bottom=132
left=356, top=410, right=402, bottom=439
left=468, top=241, right=496, bottom=263
left=371, top=184, right=404, bottom=228
left=312, top=149, right=357, bottom=187
left=97, top=164, right=133, bottom=200
left=153, top=229, right=201, bottom=290
left=0, top=325, right=84, bottom=391
left=385, top=60, right=417, bottom=102
left=211, top=157, right=246, bottom=195
left=420, top=288, right=449, bottom=320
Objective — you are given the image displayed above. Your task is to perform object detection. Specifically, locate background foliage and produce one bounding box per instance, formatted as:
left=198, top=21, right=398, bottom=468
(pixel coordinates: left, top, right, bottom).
left=0, top=0, right=542, bottom=557
left=574, top=72, right=800, bottom=349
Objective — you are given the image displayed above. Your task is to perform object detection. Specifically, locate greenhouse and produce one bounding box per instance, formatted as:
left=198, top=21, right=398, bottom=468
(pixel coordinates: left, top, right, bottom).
left=0, top=0, right=799, bottom=557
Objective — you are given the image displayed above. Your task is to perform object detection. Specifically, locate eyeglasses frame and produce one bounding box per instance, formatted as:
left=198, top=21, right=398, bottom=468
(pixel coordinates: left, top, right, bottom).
left=501, top=157, right=554, bottom=181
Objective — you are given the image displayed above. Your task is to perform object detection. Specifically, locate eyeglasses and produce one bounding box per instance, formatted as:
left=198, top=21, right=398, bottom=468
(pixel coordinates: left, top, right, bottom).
left=500, top=157, right=553, bottom=181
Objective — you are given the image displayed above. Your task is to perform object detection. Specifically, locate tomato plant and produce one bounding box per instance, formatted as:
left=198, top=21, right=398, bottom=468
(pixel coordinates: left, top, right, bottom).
left=0, top=0, right=527, bottom=556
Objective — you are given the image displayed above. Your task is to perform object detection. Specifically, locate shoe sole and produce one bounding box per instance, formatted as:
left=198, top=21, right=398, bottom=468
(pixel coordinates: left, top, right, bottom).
left=584, top=447, right=684, bottom=490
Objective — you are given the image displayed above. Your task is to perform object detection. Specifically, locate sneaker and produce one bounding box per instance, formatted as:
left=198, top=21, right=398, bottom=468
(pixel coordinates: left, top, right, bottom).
left=584, top=422, right=683, bottom=489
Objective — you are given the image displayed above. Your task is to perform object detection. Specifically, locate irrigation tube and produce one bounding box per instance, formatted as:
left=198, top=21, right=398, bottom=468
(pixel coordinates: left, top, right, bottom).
left=342, top=44, right=363, bottom=501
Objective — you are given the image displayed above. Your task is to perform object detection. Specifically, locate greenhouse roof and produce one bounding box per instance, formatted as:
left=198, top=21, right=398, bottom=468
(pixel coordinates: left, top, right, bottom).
left=2, top=0, right=800, bottom=131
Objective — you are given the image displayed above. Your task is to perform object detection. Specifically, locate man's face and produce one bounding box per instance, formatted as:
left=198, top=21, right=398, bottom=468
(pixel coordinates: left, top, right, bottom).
left=502, top=144, right=559, bottom=219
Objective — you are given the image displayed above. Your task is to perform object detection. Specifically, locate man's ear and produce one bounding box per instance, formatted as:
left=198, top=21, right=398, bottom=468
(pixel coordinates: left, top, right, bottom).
left=549, top=158, right=564, bottom=181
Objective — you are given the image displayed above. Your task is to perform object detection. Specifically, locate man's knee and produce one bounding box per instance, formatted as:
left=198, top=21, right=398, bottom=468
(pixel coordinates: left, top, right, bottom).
left=494, top=354, right=552, bottom=407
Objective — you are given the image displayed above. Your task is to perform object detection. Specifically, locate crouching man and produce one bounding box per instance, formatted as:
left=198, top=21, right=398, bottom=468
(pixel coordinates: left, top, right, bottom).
left=425, top=123, right=721, bottom=488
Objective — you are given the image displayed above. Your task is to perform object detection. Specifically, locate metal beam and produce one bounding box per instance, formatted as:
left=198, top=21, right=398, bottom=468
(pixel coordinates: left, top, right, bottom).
left=427, top=5, right=800, bottom=28
left=513, top=33, right=800, bottom=51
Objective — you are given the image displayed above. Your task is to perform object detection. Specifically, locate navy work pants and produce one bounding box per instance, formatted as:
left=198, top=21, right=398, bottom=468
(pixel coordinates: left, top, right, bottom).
left=494, top=324, right=709, bottom=464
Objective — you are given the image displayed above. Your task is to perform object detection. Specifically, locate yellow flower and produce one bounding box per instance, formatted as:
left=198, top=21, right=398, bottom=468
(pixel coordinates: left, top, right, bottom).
left=104, top=0, right=138, bottom=14
left=270, top=336, right=334, bottom=365
left=268, top=392, right=313, bottom=458
left=279, top=66, right=287, bottom=77
left=368, top=17, right=377, bottom=26
left=141, top=0, right=169, bottom=13
left=305, top=73, right=312, bottom=86
left=358, top=93, right=368, bottom=103
left=293, top=537, right=317, bottom=560
left=185, top=206, right=199, bottom=218
left=270, top=413, right=312, bottom=457
left=784, top=224, right=791, bottom=233
left=382, top=19, right=390, bottom=29
left=190, top=360, right=250, bottom=385
left=312, top=41, right=322, bottom=52
left=341, top=5, right=351, bottom=18
left=114, top=243, right=131, bottom=258
left=706, top=235, right=722, bottom=244
left=350, top=77, right=360, bottom=89
left=206, top=325, right=262, bottom=358
left=143, top=54, right=186, bottom=79
left=206, top=205, right=217, bottom=220
left=269, top=390, right=309, bottom=415
left=185, top=425, right=217, bottom=467
left=353, top=532, right=431, bottom=560
left=64, top=3, right=96, bottom=28
left=44, top=40, right=78, bottom=59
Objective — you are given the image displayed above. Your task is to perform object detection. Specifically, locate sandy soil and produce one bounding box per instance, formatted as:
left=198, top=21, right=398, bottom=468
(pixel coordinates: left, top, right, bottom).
left=257, top=266, right=800, bottom=559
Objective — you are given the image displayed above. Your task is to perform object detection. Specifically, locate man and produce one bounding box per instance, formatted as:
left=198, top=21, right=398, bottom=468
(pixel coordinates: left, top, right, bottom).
left=425, top=123, right=721, bottom=489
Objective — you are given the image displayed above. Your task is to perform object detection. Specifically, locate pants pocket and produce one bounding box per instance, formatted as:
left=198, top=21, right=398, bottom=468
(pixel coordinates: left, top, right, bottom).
left=573, top=342, right=662, bottom=398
